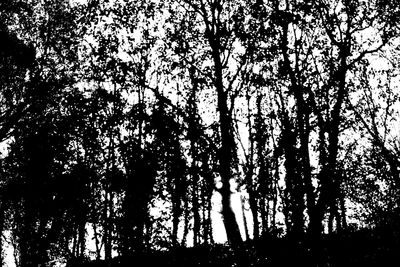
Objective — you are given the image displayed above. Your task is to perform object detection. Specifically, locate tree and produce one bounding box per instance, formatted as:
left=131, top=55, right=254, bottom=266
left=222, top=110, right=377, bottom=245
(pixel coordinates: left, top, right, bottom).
left=265, top=0, right=398, bottom=241
left=346, top=54, right=400, bottom=228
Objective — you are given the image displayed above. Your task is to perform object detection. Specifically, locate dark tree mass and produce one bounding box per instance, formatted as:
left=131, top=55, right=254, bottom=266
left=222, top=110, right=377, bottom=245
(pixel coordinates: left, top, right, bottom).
left=0, top=0, right=399, bottom=266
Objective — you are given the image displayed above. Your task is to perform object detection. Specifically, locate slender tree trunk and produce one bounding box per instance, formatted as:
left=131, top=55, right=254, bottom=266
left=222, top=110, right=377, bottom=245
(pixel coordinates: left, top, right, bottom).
left=103, top=152, right=112, bottom=259
left=328, top=207, right=334, bottom=234
left=72, top=231, right=77, bottom=257
left=282, top=115, right=304, bottom=238
left=181, top=197, right=190, bottom=246
left=104, top=190, right=112, bottom=260
left=248, top=187, right=259, bottom=239
left=192, top=176, right=200, bottom=246
left=171, top=198, right=181, bottom=247
left=189, top=127, right=200, bottom=246
left=259, top=196, right=267, bottom=235
left=297, top=101, right=315, bottom=239
left=202, top=184, right=213, bottom=245
left=241, top=195, right=250, bottom=241
left=209, top=35, right=242, bottom=247
left=78, top=220, right=86, bottom=258
left=92, top=223, right=101, bottom=260
left=335, top=206, right=342, bottom=233
left=245, top=90, right=260, bottom=240
left=272, top=175, right=278, bottom=231
left=258, top=155, right=269, bottom=235
left=340, top=195, right=347, bottom=231
left=270, top=143, right=280, bottom=234
left=188, top=61, right=201, bottom=247
left=0, top=205, right=4, bottom=267
left=207, top=197, right=214, bottom=245
left=104, top=83, right=119, bottom=260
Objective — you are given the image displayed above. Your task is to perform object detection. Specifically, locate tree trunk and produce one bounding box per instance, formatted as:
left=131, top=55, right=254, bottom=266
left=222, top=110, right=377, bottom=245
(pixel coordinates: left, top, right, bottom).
left=192, top=176, right=200, bottom=246
left=311, top=45, right=349, bottom=240
left=104, top=190, right=112, bottom=261
left=282, top=116, right=304, bottom=239
left=171, top=199, right=181, bottom=247
left=207, top=197, right=214, bottom=245
left=340, top=195, right=347, bottom=231
left=78, top=220, right=86, bottom=258
left=0, top=205, right=4, bottom=267
left=248, top=187, right=259, bottom=239
left=181, top=196, right=190, bottom=246
left=208, top=33, right=242, bottom=247
left=241, top=195, right=250, bottom=241
left=270, top=152, right=280, bottom=234
left=92, top=222, right=101, bottom=260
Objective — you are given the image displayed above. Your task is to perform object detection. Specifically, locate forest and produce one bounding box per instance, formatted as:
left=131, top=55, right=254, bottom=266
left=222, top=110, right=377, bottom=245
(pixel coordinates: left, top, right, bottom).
left=0, top=0, right=399, bottom=266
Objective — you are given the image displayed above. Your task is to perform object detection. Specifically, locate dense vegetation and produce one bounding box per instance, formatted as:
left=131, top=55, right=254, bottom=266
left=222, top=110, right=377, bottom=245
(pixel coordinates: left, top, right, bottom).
left=0, top=0, right=399, bottom=266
